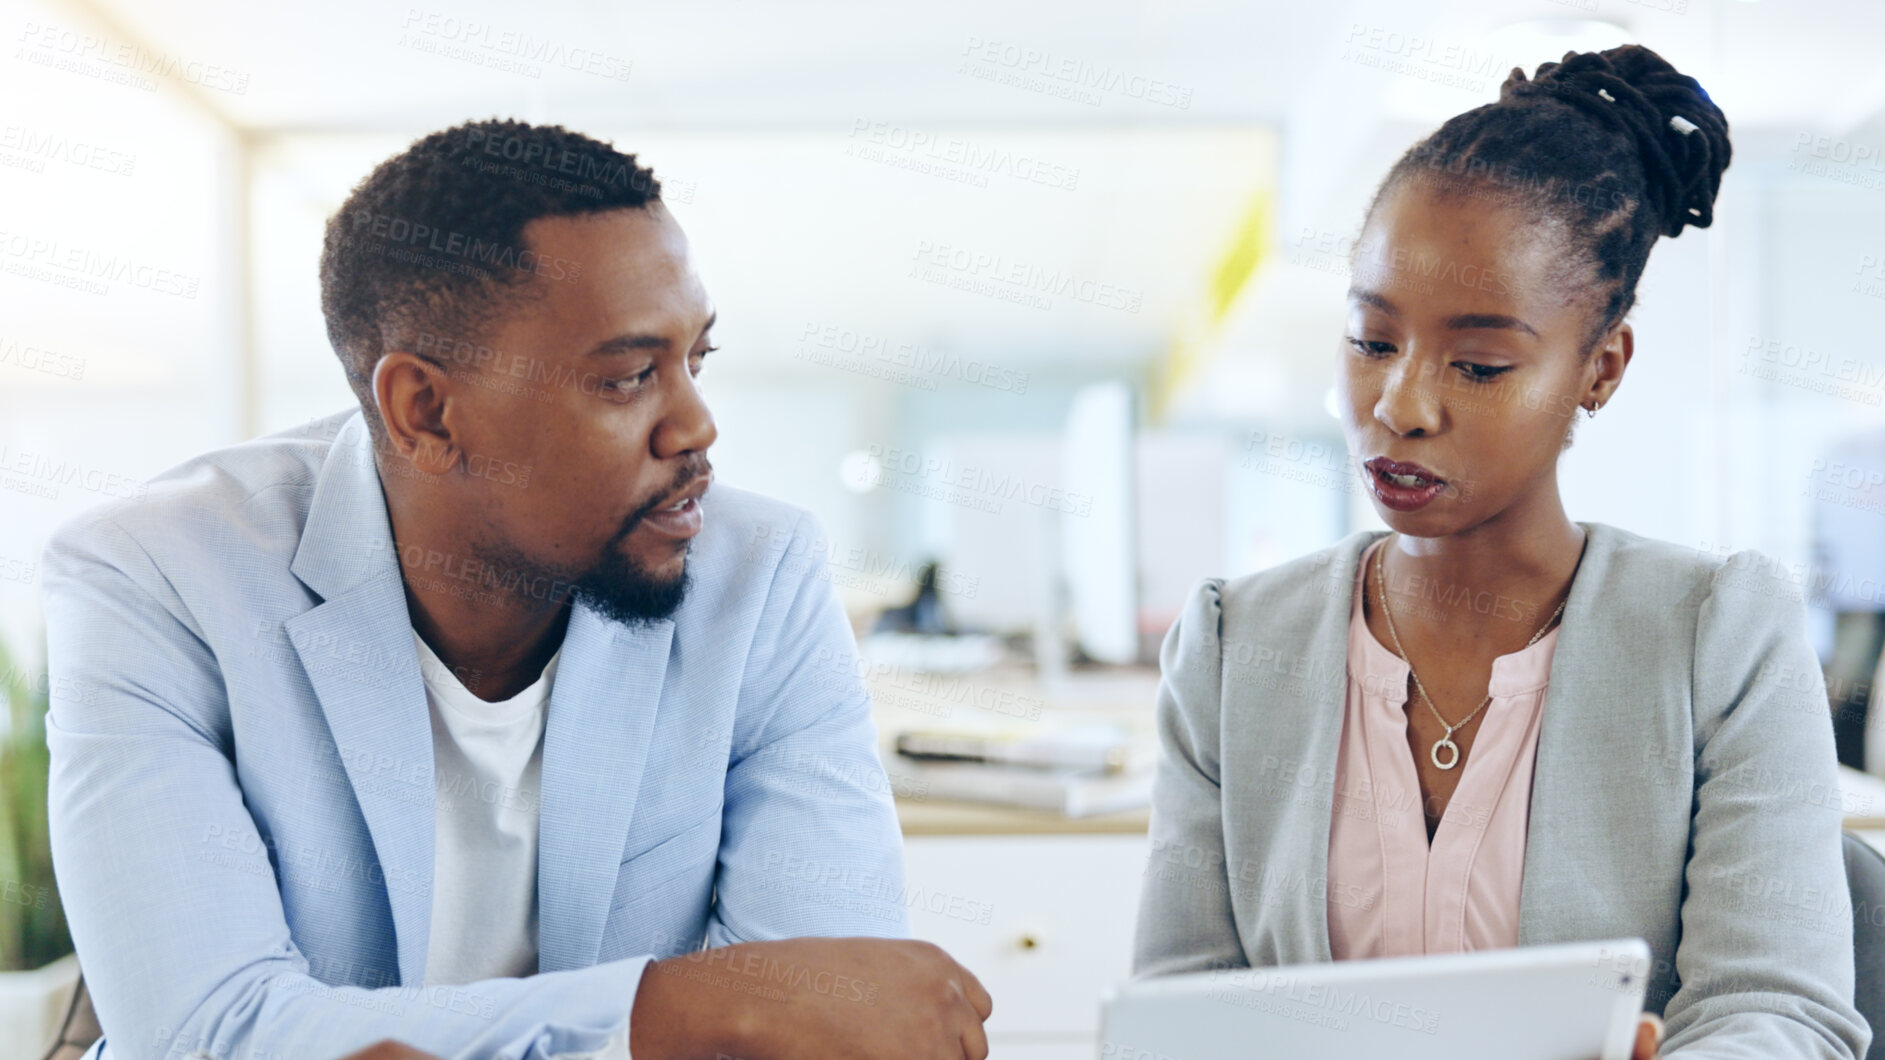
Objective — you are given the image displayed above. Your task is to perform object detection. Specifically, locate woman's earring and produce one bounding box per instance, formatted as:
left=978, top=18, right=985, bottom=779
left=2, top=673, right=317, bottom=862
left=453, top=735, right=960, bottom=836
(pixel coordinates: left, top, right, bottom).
left=1584, top=403, right=1600, bottom=420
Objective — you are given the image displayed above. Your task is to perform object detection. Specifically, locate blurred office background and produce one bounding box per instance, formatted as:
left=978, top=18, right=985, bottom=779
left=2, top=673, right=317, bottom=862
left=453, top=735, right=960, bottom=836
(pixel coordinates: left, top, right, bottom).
left=6, top=0, right=1885, bottom=1049
left=9, top=0, right=1885, bottom=670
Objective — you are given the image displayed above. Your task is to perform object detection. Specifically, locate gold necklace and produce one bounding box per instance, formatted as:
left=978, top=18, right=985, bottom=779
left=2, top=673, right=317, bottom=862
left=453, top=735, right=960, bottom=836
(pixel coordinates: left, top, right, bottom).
left=1373, top=535, right=1568, bottom=771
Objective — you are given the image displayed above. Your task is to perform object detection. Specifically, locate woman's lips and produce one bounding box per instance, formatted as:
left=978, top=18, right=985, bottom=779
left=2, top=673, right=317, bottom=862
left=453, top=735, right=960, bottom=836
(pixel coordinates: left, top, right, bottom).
left=1363, top=457, right=1447, bottom=513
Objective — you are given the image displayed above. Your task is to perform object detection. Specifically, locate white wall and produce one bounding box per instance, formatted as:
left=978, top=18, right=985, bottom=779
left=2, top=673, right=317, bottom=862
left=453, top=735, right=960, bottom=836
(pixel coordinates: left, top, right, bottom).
left=0, top=0, right=246, bottom=666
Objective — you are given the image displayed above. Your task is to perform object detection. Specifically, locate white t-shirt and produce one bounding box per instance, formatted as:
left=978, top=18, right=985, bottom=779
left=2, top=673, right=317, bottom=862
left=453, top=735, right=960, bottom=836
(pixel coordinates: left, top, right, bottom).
left=413, top=631, right=635, bottom=1058
left=414, top=630, right=557, bottom=986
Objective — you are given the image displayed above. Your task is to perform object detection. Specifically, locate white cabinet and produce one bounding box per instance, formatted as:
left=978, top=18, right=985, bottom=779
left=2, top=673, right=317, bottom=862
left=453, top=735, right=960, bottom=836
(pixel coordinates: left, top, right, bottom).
left=902, top=833, right=1149, bottom=1059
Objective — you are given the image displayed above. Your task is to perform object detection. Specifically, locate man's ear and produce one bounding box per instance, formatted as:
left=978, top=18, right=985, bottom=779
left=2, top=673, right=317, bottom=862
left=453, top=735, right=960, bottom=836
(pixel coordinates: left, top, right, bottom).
left=373, top=351, right=459, bottom=474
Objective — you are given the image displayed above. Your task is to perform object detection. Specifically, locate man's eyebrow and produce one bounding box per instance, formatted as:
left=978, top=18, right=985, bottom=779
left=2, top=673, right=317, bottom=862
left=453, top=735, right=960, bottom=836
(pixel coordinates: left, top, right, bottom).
left=1347, top=288, right=1399, bottom=315
left=583, top=312, right=718, bottom=357
left=1445, top=312, right=1538, bottom=338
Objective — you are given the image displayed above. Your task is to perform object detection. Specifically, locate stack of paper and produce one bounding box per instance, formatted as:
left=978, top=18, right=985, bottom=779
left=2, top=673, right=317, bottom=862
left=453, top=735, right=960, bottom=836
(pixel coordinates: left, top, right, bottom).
left=886, top=720, right=1156, bottom=817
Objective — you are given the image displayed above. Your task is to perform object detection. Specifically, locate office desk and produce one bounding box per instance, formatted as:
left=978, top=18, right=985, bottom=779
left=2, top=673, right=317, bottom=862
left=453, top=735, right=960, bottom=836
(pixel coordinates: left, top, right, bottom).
left=896, top=797, right=1148, bottom=836
left=870, top=664, right=1155, bottom=1059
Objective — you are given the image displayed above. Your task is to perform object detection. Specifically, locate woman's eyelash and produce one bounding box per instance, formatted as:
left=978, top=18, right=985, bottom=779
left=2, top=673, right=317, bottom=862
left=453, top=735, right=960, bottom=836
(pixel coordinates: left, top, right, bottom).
left=1456, top=363, right=1513, bottom=381
left=1346, top=336, right=1512, bottom=382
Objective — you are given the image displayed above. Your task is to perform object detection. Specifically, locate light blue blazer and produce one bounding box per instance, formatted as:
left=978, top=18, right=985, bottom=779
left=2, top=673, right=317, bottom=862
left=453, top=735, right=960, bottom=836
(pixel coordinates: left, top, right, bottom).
left=1132, top=523, right=1870, bottom=1059
left=40, top=407, right=910, bottom=1060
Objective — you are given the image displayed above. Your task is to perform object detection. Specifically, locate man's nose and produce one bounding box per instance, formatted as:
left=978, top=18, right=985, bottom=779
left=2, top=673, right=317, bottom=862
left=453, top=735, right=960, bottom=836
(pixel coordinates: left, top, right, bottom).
left=655, top=375, right=717, bottom=457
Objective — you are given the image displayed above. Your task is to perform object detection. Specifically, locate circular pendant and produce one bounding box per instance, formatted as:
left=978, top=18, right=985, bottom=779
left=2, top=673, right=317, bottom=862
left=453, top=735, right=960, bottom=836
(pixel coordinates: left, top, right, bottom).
left=1431, top=737, right=1461, bottom=770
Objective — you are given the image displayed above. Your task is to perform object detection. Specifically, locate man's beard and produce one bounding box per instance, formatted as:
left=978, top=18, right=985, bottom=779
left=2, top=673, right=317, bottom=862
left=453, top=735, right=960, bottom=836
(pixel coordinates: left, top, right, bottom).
left=570, top=458, right=709, bottom=626
left=570, top=540, right=690, bottom=627
left=484, top=457, right=708, bottom=627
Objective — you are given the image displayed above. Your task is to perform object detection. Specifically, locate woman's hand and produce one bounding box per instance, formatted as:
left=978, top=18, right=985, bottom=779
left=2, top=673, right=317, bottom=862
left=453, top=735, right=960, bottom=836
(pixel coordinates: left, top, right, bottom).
left=1631, top=1013, right=1663, bottom=1059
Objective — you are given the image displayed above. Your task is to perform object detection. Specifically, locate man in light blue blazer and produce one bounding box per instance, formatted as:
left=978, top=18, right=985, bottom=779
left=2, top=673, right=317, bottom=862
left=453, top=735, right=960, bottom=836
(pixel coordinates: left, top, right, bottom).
left=40, top=120, right=991, bottom=1060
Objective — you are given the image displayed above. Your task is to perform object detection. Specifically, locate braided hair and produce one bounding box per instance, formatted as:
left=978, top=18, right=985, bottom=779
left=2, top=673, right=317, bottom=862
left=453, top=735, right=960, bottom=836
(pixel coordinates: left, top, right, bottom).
left=1366, top=44, right=1731, bottom=352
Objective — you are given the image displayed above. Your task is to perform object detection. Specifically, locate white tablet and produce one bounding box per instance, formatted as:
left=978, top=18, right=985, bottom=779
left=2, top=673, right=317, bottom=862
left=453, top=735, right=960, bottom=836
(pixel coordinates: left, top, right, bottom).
left=1099, top=938, right=1651, bottom=1060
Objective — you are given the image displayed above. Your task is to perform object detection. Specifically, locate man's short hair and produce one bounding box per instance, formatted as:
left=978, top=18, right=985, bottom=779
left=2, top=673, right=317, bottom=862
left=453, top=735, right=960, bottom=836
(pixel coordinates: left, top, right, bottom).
left=318, top=119, right=661, bottom=434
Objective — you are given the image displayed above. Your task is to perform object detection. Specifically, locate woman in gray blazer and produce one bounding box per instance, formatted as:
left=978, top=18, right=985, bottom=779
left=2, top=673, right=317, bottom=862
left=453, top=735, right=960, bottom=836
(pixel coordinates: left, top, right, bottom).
left=1132, top=45, right=1868, bottom=1060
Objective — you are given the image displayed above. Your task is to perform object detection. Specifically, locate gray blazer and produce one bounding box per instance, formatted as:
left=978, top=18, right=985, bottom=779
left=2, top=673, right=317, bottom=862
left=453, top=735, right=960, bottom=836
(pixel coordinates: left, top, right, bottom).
left=1132, top=521, right=1870, bottom=1058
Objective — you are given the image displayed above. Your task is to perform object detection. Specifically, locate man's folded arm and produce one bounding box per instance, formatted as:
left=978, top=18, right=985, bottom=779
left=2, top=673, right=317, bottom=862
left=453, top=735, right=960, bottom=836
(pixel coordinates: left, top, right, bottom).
left=41, top=514, right=650, bottom=1060
left=707, top=509, right=911, bottom=946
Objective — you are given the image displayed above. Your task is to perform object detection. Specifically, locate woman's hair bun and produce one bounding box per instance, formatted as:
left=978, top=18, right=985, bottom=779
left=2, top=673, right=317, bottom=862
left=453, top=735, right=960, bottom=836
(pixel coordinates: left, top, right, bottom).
left=1500, top=44, right=1731, bottom=237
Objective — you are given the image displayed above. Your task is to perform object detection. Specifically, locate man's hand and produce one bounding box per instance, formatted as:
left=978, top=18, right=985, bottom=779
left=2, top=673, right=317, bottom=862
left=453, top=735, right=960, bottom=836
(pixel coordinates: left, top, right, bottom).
left=630, top=937, right=993, bottom=1060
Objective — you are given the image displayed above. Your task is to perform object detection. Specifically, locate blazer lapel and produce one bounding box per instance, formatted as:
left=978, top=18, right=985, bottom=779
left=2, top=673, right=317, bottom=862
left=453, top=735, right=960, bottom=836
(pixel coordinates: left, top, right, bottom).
left=535, top=604, right=672, bottom=973
left=281, top=411, right=680, bottom=978
left=1301, top=532, right=1379, bottom=963
left=1222, top=530, right=1378, bottom=967
left=284, top=412, right=436, bottom=987
left=1517, top=522, right=1632, bottom=944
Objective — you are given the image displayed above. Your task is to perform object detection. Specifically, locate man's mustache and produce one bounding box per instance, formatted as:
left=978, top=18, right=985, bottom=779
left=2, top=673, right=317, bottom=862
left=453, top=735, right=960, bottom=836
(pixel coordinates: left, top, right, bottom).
left=617, top=455, right=714, bottom=539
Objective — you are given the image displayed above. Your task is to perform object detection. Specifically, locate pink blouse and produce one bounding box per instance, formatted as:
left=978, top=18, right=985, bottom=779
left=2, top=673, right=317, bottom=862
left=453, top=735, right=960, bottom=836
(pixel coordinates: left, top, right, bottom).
left=1326, top=537, right=1560, bottom=960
